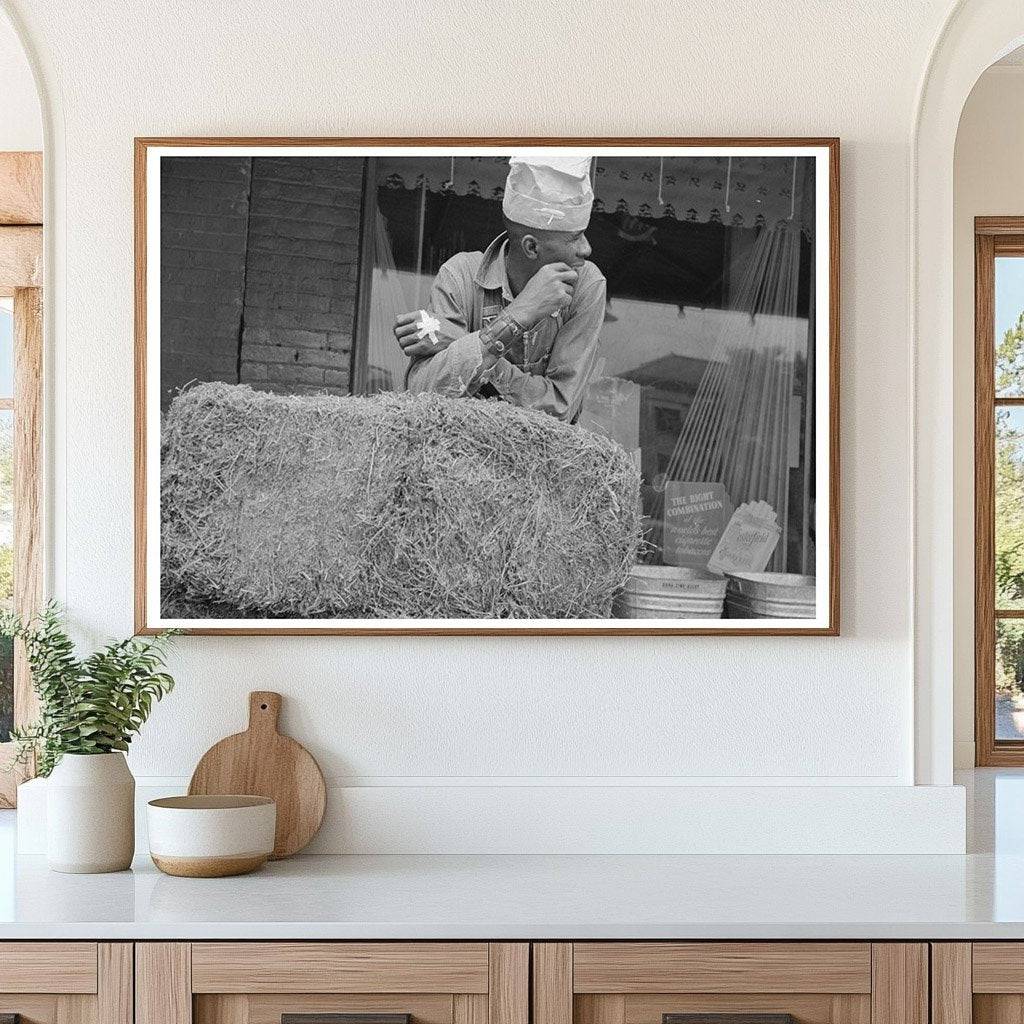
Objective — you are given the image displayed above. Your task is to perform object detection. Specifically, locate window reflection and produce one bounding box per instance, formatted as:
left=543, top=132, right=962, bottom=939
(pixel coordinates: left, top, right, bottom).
left=361, top=155, right=816, bottom=580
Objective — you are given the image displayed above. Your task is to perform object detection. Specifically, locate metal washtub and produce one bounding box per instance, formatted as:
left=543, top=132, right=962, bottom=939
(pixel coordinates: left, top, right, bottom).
left=724, top=571, right=816, bottom=619
left=615, top=565, right=728, bottom=619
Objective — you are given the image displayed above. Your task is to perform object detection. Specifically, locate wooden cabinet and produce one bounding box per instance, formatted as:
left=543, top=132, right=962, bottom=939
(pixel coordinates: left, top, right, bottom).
left=136, top=943, right=528, bottom=1024
left=0, top=942, right=132, bottom=1024
left=0, top=938, right=942, bottom=1024
left=931, top=943, right=1024, bottom=1024
left=532, top=944, right=928, bottom=1024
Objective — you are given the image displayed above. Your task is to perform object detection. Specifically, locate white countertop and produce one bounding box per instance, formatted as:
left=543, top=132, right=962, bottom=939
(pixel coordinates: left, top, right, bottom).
left=1, top=769, right=1022, bottom=941
left=1, top=848, right=1023, bottom=940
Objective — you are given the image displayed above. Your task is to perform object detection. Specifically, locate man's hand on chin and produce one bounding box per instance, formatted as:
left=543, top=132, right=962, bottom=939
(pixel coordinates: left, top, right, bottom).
left=506, top=262, right=578, bottom=327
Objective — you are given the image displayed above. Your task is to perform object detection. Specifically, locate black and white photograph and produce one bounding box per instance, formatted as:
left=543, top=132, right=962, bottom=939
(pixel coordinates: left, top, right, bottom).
left=136, top=140, right=838, bottom=634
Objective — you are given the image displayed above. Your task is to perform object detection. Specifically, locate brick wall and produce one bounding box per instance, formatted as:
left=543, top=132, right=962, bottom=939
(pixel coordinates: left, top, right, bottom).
left=239, top=157, right=364, bottom=396
left=160, top=156, right=251, bottom=407
left=160, top=156, right=364, bottom=406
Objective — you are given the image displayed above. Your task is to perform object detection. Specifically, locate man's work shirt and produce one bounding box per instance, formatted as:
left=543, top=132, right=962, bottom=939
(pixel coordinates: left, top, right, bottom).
left=404, top=233, right=607, bottom=422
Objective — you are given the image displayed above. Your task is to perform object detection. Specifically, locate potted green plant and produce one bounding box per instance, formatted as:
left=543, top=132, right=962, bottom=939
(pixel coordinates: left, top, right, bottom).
left=2, top=603, right=177, bottom=873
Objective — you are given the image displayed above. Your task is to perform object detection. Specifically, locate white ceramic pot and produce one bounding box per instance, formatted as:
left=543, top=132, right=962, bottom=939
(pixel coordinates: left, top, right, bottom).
left=147, top=795, right=276, bottom=877
left=46, top=752, right=135, bottom=873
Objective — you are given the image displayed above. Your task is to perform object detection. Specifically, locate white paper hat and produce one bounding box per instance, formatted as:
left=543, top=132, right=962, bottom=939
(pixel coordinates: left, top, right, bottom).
left=502, top=152, right=594, bottom=232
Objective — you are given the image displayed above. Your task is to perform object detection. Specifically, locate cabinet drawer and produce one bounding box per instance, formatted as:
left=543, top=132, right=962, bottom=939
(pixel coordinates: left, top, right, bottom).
left=0, top=942, right=130, bottom=1024
left=533, top=944, right=925, bottom=1024
left=191, top=943, right=490, bottom=993
left=196, top=993, right=466, bottom=1024
left=934, top=942, right=1024, bottom=1024
left=973, top=943, right=1024, bottom=992
left=0, top=942, right=98, bottom=993
left=572, top=944, right=872, bottom=994
left=139, top=942, right=528, bottom=1024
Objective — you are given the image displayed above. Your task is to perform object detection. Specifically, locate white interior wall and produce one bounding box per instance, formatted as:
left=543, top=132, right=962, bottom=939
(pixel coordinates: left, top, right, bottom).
left=0, top=0, right=978, bottom=852
left=952, top=63, right=1024, bottom=768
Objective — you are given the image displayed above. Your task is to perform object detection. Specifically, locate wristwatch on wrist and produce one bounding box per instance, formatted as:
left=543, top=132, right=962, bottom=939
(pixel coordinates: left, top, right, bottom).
left=481, top=311, right=526, bottom=358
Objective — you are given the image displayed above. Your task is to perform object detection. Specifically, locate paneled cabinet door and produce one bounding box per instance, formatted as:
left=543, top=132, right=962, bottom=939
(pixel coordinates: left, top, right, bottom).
left=935, top=942, right=1024, bottom=1024
left=533, top=943, right=928, bottom=1024
left=0, top=942, right=132, bottom=1024
left=136, top=943, right=529, bottom=1024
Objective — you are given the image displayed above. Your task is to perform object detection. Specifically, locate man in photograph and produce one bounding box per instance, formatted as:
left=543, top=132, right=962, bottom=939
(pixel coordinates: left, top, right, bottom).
left=393, top=153, right=607, bottom=423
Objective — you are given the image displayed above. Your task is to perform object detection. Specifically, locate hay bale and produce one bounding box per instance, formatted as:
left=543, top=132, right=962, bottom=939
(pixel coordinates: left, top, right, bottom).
left=161, top=383, right=642, bottom=619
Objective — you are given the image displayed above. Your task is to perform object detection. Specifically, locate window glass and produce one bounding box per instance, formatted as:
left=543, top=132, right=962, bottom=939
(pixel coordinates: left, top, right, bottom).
left=362, top=155, right=817, bottom=578
left=0, top=301, right=11, bottom=742
left=0, top=299, right=13, bottom=399
left=996, top=256, right=1024, bottom=397
left=997, top=619, right=1024, bottom=740
left=997, top=406, right=1024, bottom=610
left=0, top=403, right=11, bottom=742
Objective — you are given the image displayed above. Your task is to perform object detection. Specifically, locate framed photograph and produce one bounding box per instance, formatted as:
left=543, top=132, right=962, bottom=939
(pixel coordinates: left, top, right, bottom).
left=135, top=137, right=839, bottom=635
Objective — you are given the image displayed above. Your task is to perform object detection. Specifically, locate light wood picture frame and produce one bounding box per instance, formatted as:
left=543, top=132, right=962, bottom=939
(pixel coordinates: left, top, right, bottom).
left=135, top=137, right=840, bottom=636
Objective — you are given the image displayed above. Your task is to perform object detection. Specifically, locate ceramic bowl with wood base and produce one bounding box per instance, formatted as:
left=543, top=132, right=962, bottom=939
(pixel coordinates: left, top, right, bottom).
left=147, top=795, right=276, bottom=877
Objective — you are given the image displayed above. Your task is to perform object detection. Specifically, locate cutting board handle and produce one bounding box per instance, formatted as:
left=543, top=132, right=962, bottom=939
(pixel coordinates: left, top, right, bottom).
left=248, top=691, right=282, bottom=734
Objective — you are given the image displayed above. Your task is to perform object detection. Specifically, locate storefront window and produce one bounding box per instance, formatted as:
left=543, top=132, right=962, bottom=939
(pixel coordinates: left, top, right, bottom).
left=356, top=154, right=816, bottom=578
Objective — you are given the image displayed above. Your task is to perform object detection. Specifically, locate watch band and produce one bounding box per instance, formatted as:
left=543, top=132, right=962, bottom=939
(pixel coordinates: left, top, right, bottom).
left=483, top=335, right=506, bottom=357
left=481, top=311, right=526, bottom=358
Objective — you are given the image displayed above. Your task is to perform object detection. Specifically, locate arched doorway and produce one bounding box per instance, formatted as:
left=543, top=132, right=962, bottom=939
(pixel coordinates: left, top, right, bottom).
left=914, top=0, right=1024, bottom=785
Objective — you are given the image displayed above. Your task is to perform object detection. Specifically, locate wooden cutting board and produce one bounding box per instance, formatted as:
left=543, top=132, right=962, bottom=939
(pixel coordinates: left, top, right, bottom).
left=188, top=691, right=326, bottom=859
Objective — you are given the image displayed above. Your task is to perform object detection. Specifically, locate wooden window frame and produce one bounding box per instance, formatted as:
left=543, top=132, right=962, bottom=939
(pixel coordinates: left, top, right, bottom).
left=975, top=217, right=1024, bottom=765
left=0, top=151, right=43, bottom=806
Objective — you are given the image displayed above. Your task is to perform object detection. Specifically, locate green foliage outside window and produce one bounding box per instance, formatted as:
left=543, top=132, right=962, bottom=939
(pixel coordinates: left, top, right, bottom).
left=0, top=413, right=12, bottom=741
left=996, top=313, right=1024, bottom=694
left=0, top=634, right=11, bottom=742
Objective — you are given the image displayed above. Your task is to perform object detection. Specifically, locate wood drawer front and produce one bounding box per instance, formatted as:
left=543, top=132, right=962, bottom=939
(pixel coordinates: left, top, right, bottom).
left=973, top=944, right=1024, bottom=992
left=196, top=993, right=463, bottom=1024
left=0, top=942, right=98, bottom=993
left=191, top=943, right=492, bottom=994
left=0, top=994, right=91, bottom=1022
left=572, top=944, right=873, bottom=995
left=0, top=945, right=129, bottom=1024
left=576, top=993, right=871, bottom=1024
